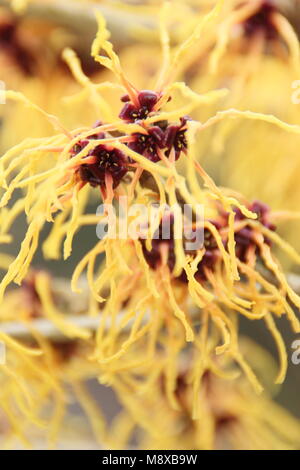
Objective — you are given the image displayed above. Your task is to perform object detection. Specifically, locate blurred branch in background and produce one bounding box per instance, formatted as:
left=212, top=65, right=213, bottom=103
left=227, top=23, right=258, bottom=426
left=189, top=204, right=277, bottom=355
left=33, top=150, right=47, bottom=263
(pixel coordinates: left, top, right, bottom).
left=0, top=0, right=156, bottom=62
left=0, top=0, right=299, bottom=70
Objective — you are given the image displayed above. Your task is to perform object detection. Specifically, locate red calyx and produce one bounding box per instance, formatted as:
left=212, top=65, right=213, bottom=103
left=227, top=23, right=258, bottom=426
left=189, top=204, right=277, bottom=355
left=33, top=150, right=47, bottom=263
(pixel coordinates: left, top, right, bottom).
left=119, top=90, right=160, bottom=122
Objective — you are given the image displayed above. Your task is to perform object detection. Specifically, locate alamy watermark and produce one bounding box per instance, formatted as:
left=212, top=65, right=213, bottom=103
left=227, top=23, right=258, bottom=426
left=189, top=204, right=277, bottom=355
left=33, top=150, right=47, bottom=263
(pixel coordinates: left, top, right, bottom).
left=95, top=199, right=205, bottom=251
left=291, top=339, right=300, bottom=365
left=0, top=341, right=6, bottom=365
left=291, top=80, right=300, bottom=104
left=0, top=81, right=5, bottom=105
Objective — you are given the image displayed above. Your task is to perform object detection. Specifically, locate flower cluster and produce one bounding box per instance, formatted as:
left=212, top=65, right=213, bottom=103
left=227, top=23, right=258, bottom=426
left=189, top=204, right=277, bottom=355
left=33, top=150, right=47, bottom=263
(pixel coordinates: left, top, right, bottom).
left=141, top=199, right=276, bottom=282
left=186, top=0, right=300, bottom=253
left=71, top=97, right=190, bottom=200
left=111, top=341, right=300, bottom=450
left=72, top=126, right=128, bottom=190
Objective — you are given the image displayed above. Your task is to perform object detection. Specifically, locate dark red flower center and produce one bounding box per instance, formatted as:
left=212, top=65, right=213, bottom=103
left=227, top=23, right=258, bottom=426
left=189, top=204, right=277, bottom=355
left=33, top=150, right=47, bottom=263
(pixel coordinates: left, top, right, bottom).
left=128, top=126, right=165, bottom=163
left=232, top=200, right=276, bottom=261
left=119, top=90, right=160, bottom=122
left=80, top=146, right=127, bottom=189
left=243, top=1, right=277, bottom=40
left=141, top=215, right=221, bottom=283
left=127, top=116, right=190, bottom=163
left=73, top=135, right=127, bottom=189
left=141, top=201, right=276, bottom=282
left=164, top=116, right=190, bottom=160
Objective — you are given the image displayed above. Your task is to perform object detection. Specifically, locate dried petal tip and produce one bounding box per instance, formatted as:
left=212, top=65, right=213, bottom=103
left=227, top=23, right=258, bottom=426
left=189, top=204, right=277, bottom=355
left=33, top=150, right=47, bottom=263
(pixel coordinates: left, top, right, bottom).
left=120, top=94, right=130, bottom=103
left=92, top=119, right=103, bottom=129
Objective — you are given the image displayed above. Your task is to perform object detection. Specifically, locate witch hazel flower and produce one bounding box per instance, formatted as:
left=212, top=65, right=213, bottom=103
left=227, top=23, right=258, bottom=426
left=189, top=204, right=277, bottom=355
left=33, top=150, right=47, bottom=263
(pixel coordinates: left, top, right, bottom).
left=1, top=2, right=300, bottom=395
left=115, top=340, right=300, bottom=450
left=243, top=0, right=278, bottom=40
left=209, top=0, right=300, bottom=74
left=119, top=90, right=161, bottom=122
